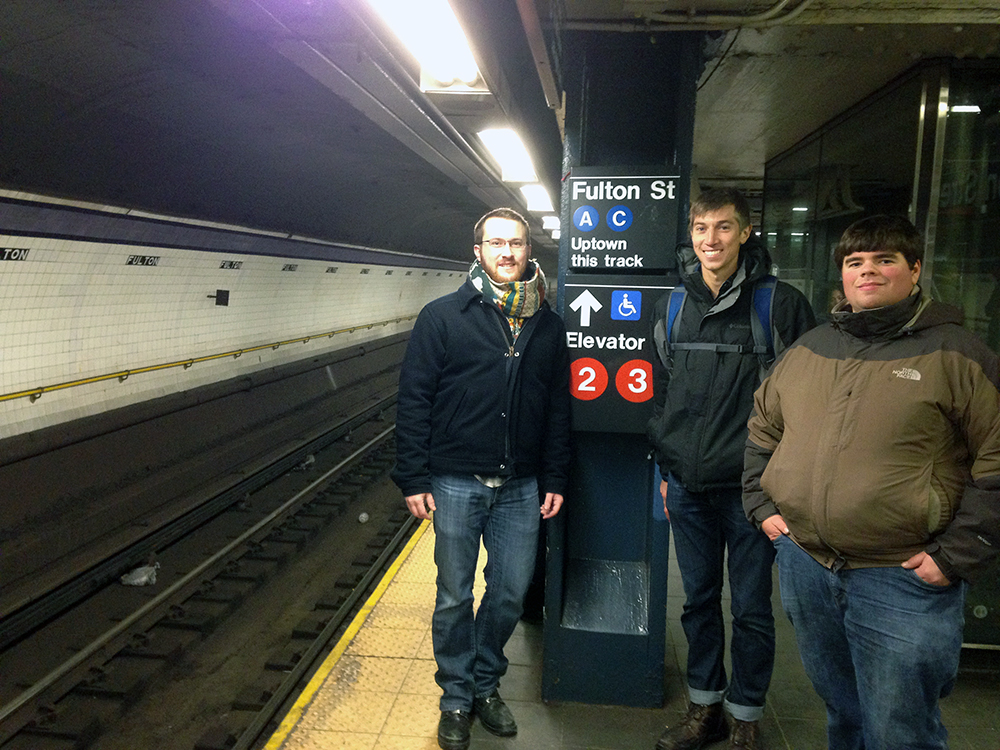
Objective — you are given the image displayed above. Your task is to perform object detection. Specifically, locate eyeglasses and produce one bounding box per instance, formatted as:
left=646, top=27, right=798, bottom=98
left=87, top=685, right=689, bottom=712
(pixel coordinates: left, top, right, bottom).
left=484, top=237, right=527, bottom=249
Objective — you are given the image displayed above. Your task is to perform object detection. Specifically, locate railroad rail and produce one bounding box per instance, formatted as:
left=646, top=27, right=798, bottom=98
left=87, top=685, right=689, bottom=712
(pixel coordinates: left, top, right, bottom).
left=0, top=393, right=414, bottom=750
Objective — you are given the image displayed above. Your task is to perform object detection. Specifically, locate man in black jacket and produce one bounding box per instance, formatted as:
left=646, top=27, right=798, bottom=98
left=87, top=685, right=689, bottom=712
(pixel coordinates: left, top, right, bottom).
left=647, top=189, right=815, bottom=750
left=392, top=207, right=571, bottom=750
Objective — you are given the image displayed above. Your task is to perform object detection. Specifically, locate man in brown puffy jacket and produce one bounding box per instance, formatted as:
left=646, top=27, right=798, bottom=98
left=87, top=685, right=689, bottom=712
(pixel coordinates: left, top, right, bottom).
left=743, top=214, right=1000, bottom=750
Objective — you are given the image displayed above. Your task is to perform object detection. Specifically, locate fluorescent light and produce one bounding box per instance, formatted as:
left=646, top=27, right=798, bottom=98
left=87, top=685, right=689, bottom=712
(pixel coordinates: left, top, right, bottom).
left=366, top=0, right=480, bottom=86
left=951, top=105, right=981, bottom=113
left=792, top=206, right=808, bottom=212
left=542, top=215, right=560, bottom=230
left=478, top=129, right=538, bottom=182
left=520, top=184, right=553, bottom=212
left=791, top=232, right=805, bottom=236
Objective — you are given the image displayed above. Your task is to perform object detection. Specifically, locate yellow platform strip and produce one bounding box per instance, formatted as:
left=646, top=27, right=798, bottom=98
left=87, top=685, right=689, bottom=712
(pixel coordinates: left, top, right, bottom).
left=264, top=519, right=431, bottom=750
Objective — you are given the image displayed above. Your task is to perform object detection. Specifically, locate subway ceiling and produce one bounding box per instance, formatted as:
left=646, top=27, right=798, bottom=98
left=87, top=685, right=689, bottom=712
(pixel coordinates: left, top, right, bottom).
left=1, top=0, right=999, bottom=268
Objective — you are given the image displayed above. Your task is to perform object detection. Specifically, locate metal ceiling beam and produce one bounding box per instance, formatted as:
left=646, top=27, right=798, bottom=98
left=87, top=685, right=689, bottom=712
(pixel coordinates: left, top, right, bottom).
left=515, top=0, right=563, bottom=112
left=212, top=0, right=537, bottom=225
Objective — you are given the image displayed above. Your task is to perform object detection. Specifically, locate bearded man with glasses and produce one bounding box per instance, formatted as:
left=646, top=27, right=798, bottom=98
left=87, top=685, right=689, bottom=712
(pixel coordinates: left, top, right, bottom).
left=392, top=207, right=571, bottom=750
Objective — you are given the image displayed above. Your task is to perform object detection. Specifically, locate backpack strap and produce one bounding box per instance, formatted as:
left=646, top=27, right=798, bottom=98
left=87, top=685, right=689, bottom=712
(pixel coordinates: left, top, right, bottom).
left=750, top=274, right=778, bottom=368
left=667, top=276, right=779, bottom=363
left=666, top=284, right=687, bottom=351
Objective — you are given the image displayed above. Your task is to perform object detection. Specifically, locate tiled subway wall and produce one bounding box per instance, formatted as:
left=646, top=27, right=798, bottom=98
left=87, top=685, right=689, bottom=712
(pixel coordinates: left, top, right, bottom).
left=0, top=198, right=465, bottom=439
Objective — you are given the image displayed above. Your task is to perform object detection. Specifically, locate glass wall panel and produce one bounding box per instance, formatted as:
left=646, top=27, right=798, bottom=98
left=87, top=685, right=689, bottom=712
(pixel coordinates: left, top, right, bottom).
left=764, top=74, right=922, bottom=317
left=930, top=67, right=1000, bottom=350
left=761, top=138, right=819, bottom=303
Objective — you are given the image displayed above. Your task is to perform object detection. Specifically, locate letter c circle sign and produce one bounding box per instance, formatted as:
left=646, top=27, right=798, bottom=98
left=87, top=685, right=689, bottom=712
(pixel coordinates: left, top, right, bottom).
left=606, top=205, right=633, bottom=232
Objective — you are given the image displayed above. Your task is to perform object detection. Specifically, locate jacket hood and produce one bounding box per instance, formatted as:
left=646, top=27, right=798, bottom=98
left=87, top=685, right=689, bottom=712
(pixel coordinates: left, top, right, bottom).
left=676, top=233, right=773, bottom=292
left=831, top=287, right=963, bottom=341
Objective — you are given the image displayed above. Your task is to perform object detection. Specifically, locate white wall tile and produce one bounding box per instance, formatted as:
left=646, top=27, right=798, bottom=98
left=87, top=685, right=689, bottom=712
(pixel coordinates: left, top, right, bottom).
left=0, top=233, right=463, bottom=438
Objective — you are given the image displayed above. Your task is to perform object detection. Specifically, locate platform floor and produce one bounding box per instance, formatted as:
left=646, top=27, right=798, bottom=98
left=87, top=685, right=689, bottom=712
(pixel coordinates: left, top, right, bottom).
left=264, top=521, right=1000, bottom=750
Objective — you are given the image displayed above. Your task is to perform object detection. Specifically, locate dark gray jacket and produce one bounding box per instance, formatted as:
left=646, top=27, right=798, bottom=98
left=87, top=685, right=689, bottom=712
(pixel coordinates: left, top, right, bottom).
left=647, top=237, right=816, bottom=491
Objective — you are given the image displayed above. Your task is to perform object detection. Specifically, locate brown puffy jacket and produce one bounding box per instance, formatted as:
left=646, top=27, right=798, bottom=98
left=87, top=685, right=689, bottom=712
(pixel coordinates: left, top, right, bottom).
left=743, top=291, right=1000, bottom=583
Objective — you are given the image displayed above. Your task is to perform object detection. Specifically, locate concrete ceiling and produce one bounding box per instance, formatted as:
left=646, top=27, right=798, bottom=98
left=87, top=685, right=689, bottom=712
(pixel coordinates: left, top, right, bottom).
left=2, top=0, right=999, bottom=268
left=689, top=23, right=1000, bottom=184
left=548, top=1, right=1000, bottom=185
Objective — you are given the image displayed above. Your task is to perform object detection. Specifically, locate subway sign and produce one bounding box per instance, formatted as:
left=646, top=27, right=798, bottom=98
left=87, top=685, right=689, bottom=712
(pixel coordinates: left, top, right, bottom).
left=567, top=166, right=680, bottom=272
left=563, top=275, right=672, bottom=433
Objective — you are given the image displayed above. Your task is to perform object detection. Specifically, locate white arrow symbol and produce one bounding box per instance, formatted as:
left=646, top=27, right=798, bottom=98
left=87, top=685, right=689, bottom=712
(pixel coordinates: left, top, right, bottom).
left=569, top=289, right=602, bottom=327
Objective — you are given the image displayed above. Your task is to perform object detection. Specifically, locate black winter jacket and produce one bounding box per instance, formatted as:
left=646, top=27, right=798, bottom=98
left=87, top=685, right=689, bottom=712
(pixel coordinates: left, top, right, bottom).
left=647, top=237, right=816, bottom=492
left=391, top=277, right=572, bottom=498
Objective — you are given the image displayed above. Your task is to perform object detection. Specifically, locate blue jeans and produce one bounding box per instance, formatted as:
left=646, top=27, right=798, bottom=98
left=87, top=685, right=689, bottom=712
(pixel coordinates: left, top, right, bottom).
left=775, top=535, right=966, bottom=750
left=665, top=475, right=775, bottom=721
left=431, top=474, right=540, bottom=711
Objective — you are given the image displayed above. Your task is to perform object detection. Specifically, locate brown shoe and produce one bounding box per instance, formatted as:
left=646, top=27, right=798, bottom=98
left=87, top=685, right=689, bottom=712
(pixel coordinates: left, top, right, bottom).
left=728, top=718, right=763, bottom=750
left=655, top=702, right=728, bottom=750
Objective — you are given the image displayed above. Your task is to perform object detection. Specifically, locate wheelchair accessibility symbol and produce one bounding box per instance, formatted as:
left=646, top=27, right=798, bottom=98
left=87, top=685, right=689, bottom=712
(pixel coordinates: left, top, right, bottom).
left=611, top=290, right=641, bottom=321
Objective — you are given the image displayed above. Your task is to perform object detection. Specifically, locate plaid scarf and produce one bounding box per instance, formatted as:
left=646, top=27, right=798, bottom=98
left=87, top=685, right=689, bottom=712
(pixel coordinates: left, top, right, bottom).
left=469, top=259, right=546, bottom=339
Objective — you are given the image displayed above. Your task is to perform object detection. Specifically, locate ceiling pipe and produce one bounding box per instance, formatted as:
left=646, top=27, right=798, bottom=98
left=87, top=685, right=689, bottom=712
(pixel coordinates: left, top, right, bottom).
left=644, top=0, right=812, bottom=26
left=557, top=1, right=1000, bottom=31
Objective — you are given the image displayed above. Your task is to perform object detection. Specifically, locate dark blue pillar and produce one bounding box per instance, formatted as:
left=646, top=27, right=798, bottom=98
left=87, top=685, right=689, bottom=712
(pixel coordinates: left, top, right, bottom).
left=544, top=30, right=704, bottom=708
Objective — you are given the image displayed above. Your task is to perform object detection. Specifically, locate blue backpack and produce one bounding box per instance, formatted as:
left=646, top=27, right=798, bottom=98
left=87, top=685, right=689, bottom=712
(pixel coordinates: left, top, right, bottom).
left=665, top=275, right=779, bottom=371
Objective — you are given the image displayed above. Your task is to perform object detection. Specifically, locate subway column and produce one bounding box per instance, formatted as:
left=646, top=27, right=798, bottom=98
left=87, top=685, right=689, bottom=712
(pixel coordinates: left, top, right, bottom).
left=544, top=31, right=703, bottom=707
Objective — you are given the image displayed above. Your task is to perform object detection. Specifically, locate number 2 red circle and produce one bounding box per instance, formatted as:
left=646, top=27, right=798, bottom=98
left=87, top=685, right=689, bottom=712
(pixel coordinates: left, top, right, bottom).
left=571, top=357, right=608, bottom=401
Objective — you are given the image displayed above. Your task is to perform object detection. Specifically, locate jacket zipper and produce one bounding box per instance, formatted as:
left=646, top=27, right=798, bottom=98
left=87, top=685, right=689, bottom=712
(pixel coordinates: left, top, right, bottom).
left=487, top=302, right=516, bottom=469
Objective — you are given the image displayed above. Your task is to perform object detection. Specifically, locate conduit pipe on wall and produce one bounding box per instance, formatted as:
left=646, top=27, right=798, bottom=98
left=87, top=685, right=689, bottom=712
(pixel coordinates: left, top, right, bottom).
left=643, top=0, right=814, bottom=26
left=556, top=1, right=1000, bottom=31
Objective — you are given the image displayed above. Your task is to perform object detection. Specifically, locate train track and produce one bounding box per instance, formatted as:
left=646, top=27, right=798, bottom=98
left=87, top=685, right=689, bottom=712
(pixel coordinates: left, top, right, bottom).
left=0, top=395, right=416, bottom=750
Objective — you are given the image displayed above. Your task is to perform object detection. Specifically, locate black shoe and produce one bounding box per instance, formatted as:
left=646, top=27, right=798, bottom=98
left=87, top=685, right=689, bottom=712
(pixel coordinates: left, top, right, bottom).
left=473, top=688, right=518, bottom=736
left=655, top=702, right=728, bottom=750
left=727, top=718, right=763, bottom=750
left=438, top=709, right=471, bottom=750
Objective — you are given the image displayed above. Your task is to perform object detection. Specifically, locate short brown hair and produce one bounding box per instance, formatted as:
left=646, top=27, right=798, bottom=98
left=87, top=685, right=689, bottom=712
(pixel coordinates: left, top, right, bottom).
left=475, top=207, right=530, bottom=245
left=689, top=188, right=752, bottom=232
left=834, top=215, right=923, bottom=269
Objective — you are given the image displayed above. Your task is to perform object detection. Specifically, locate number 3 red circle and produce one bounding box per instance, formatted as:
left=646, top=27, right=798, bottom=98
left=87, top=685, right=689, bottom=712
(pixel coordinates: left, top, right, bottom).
left=571, top=357, right=608, bottom=401
left=615, top=359, right=653, bottom=403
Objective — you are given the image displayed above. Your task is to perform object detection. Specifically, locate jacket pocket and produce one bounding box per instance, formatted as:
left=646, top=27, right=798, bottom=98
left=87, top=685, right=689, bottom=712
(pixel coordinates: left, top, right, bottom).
left=438, top=390, right=469, bottom=439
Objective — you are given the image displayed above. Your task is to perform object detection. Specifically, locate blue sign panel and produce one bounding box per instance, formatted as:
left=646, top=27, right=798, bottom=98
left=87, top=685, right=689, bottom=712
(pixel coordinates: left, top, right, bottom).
left=611, top=290, right=642, bottom=320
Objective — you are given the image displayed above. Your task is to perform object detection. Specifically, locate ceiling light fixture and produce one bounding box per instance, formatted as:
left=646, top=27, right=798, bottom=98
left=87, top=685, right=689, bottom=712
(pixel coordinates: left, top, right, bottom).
left=478, top=128, right=539, bottom=182
left=366, top=0, right=480, bottom=87
left=950, top=105, right=981, bottom=113
left=520, top=184, right=554, bottom=212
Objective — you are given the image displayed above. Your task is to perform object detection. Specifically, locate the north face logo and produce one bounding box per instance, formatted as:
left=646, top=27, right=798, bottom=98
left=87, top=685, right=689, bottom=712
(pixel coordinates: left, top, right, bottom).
left=893, top=367, right=921, bottom=381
